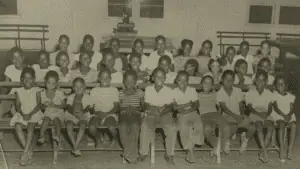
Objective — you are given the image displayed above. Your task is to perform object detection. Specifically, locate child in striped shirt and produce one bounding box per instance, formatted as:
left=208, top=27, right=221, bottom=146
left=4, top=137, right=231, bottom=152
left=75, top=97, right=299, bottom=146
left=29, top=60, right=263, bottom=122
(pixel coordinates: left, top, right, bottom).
left=119, top=70, right=145, bottom=163
left=89, top=69, right=120, bottom=148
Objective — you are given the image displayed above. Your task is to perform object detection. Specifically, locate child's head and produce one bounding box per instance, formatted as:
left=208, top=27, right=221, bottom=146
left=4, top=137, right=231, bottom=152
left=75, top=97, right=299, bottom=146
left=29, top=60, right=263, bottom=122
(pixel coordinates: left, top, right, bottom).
left=110, top=38, right=120, bottom=53
left=38, top=50, right=50, bottom=69
left=258, top=57, right=271, bottom=73
left=79, top=51, right=92, bottom=68
left=181, top=39, right=193, bottom=56
left=208, top=58, right=221, bottom=74
left=234, top=59, right=248, bottom=75
left=158, top=55, right=172, bottom=73
left=72, top=77, right=86, bottom=95
left=175, top=71, right=189, bottom=90
left=152, top=67, right=166, bottom=87
left=274, top=76, right=286, bottom=94
left=20, top=67, right=35, bottom=89
left=82, top=34, right=94, bottom=52
left=201, top=75, right=214, bottom=92
left=98, top=68, right=111, bottom=87
left=10, top=47, right=24, bottom=69
left=239, top=41, right=250, bottom=56
left=225, top=46, right=236, bottom=59
left=199, top=40, right=212, bottom=56
left=101, top=48, right=115, bottom=69
left=155, top=35, right=166, bottom=53
left=184, top=59, right=198, bottom=76
left=123, top=70, right=137, bottom=89
left=221, top=70, right=235, bottom=89
left=132, top=39, right=144, bottom=54
left=260, top=40, right=270, bottom=56
left=254, top=70, right=268, bottom=90
left=45, top=70, right=59, bottom=90
left=58, top=34, right=70, bottom=52
left=56, top=51, right=69, bottom=68
left=129, top=52, right=142, bottom=71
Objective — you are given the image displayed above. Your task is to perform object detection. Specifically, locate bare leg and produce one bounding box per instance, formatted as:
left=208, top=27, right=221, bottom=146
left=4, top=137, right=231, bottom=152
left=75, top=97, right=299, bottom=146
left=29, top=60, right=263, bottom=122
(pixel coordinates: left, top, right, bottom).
left=75, top=121, right=86, bottom=149
left=52, top=118, right=61, bottom=142
left=39, top=117, right=51, bottom=143
left=66, top=121, right=75, bottom=149
left=264, top=120, right=275, bottom=148
left=24, top=123, right=36, bottom=153
left=288, top=122, right=296, bottom=160
left=15, top=123, right=26, bottom=149
left=88, top=117, right=101, bottom=148
left=256, top=122, right=268, bottom=163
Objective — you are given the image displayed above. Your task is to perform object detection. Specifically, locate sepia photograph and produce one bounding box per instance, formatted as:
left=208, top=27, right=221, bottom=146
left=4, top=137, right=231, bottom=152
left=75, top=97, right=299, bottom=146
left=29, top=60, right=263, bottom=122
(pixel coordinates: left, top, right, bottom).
left=0, top=0, right=300, bottom=168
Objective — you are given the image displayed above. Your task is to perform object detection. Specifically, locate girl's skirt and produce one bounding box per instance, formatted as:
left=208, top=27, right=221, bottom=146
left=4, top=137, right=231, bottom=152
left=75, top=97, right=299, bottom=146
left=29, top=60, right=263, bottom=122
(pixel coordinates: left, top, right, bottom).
left=10, top=111, right=44, bottom=126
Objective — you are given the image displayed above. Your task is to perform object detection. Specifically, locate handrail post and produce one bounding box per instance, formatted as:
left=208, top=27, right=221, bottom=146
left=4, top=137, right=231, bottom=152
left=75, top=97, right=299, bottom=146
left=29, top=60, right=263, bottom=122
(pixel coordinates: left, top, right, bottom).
left=17, top=26, right=21, bottom=48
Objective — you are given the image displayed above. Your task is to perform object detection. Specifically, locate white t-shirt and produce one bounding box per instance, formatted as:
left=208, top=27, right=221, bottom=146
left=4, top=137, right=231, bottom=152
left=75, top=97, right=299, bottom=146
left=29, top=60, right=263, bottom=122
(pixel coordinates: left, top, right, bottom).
left=233, top=54, right=254, bottom=74
left=172, top=86, right=198, bottom=105
left=4, top=65, right=22, bottom=82
left=144, top=85, right=173, bottom=107
left=90, top=87, right=119, bottom=113
left=74, top=51, right=103, bottom=70
left=273, top=91, right=295, bottom=115
left=234, top=75, right=253, bottom=85
left=252, top=74, right=274, bottom=85
left=148, top=50, right=173, bottom=71
left=217, top=87, right=244, bottom=115
left=32, top=64, right=57, bottom=82
left=245, top=88, right=274, bottom=112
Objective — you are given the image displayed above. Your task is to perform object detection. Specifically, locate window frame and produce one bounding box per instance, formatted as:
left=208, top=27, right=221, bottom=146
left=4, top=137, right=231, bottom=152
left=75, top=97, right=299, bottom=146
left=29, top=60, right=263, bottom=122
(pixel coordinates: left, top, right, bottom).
left=139, top=0, right=164, bottom=19
left=107, top=0, right=132, bottom=18
left=0, top=0, right=22, bottom=19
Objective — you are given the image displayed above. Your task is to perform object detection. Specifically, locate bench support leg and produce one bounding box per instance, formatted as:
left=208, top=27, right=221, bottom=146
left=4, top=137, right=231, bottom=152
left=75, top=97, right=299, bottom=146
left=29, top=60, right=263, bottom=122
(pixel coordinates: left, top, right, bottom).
left=52, top=128, right=58, bottom=165
left=150, top=140, right=155, bottom=165
left=216, top=129, right=221, bottom=164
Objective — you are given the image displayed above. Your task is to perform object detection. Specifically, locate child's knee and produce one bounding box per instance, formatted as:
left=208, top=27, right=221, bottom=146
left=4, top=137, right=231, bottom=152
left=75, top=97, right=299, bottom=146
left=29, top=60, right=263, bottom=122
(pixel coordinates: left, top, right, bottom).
left=204, top=125, right=214, bottom=133
left=15, top=123, right=23, bottom=132
left=255, top=122, right=264, bottom=132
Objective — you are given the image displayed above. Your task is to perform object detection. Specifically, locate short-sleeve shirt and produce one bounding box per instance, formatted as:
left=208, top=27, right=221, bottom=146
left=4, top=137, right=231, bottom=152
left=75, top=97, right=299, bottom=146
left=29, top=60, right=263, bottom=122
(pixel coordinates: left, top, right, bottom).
left=217, top=87, right=244, bottom=115
left=111, top=71, right=123, bottom=84
left=252, top=74, right=274, bottom=85
left=127, top=54, right=150, bottom=71
left=16, top=87, right=41, bottom=114
left=197, top=56, right=210, bottom=75
left=55, top=68, right=72, bottom=82
left=74, top=51, right=103, bottom=70
left=273, top=91, right=295, bottom=115
left=32, top=64, right=57, bottom=82
left=70, top=68, right=98, bottom=83
left=119, top=89, right=144, bottom=108
left=172, top=86, right=198, bottom=105
left=90, top=87, right=119, bottom=113
left=198, top=92, right=218, bottom=114
left=148, top=50, right=173, bottom=71
left=233, top=54, right=254, bottom=74
left=67, top=93, right=91, bottom=109
left=234, top=75, right=253, bottom=85
left=4, top=65, right=22, bottom=82
left=245, top=88, right=274, bottom=112
left=144, top=85, right=173, bottom=107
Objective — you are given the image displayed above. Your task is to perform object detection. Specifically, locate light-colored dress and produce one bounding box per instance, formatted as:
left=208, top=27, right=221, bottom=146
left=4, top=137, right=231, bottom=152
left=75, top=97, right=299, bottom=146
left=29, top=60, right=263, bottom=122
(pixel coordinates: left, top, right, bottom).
left=32, top=64, right=57, bottom=82
left=10, top=87, right=44, bottom=126
left=173, top=56, right=191, bottom=72
left=41, top=89, right=65, bottom=121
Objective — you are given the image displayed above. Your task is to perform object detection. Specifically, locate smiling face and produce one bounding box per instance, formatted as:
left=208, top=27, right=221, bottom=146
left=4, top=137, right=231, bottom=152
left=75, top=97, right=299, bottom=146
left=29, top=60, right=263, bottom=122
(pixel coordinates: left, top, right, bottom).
left=183, top=43, right=192, bottom=56
left=134, top=41, right=144, bottom=54
left=202, top=77, right=213, bottom=92
left=153, top=70, right=166, bottom=87
left=259, top=61, right=271, bottom=73
left=12, top=51, right=24, bottom=69
left=73, top=80, right=85, bottom=95
left=210, top=60, right=221, bottom=74
left=185, top=64, right=196, bottom=76
left=158, top=59, right=170, bottom=73
left=237, top=63, right=248, bottom=75
left=222, top=74, right=234, bottom=89
left=176, top=74, right=188, bottom=91
left=79, top=53, right=91, bottom=67
left=39, top=53, right=49, bottom=69
left=156, top=39, right=166, bottom=53
left=275, top=78, right=286, bottom=94
left=255, top=74, right=267, bottom=91
left=59, top=37, right=69, bottom=52
left=240, top=44, right=249, bottom=56
left=227, top=48, right=236, bottom=60
left=103, top=53, right=115, bottom=69
left=124, top=74, right=137, bottom=89
left=130, top=56, right=141, bottom=71
left=23, top=72, right=35, bottom=89
left=98, top=71, right=111, bottom=87
left=58, top=54, right=69, bottom=69
left=201, top=42, right=212, bottom=56
left=83, top=38, right=93, bottom=52
left=46, top=76, right=58, bottom=90
left=261, top=43, right=270, bottom=56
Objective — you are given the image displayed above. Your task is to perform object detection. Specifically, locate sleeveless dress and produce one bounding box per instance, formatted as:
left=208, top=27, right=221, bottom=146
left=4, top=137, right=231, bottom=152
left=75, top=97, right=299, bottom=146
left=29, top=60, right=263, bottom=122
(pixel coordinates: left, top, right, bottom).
left=41, top=89, right=65, bottom=121
left=10, top=87, right=44, bottom=126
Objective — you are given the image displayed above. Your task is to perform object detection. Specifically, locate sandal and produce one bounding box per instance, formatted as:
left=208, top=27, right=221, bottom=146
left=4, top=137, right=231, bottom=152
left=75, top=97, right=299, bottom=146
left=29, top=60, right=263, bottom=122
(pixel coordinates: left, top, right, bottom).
left=185, top=150, right=195, bottom=164
left=71, top=149, right=81, bottom=157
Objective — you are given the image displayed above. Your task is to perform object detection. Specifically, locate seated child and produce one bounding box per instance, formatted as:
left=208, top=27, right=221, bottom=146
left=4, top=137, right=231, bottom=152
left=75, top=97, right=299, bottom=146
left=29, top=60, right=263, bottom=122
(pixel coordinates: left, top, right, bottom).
left=89, top=69, right=120, bottom=148
left=222, top=46, right=236, bottom=71
left=139, top=67, right=177, bottom=165
left=245, top=70, right=275, bottom=163
left=203, top=59, right=222, bottom=84
left=199, top=75, right=229, bottom=155
left=73, top=35, right=102, bottom=70
left=98, top=48, right=123, bottom=84
left=10, top=67, right=44, bottom=166
left=55, top=51, right=72, bottom=82
left=233, top=41, right=254, bottom=74
left=234, top=59, right=252, bottom=85
left=38, top=71, right=66, bottom=144
left=110, top=38, right=128, bottom=71
left=127, top=39, right=149, bottom=71
left=148, top=35, right=173, bottom=72
left=253, top=40, right=276, bottom=74
left=173, top=71, right=203, bottom=163
left=128, top=52, right=149, bottom=83
left=119, top=70, right=145, bottom=163
left=197, top=40, right=213, bottom=75
left=70, top=51, right=98, bottom=83
left=65, top=77, right=92, bottom=157
left=184, top=59, right=201, bottom=84
left=1, top=47, right=27, bottom=118
left=158, top=55, right=177, bottom=84
left=174, top=39, right=193, bottom=72
left=252, top=57, right=274, bottom=85
left=50, top=35, right=72, bottom=67
left=272, top=76, right=296, bottom=162
left=217, top=70, right=252, bottom=154
left=32, top=50, right=57, bottom=82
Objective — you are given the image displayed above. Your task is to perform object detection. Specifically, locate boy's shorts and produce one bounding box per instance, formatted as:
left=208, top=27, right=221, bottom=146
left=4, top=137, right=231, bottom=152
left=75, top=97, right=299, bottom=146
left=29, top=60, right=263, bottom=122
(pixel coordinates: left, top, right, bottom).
left=65, top=112, right=91, bottom=124
left=90, top=113, right=119, bottom=126
left=223, top=115, right=251, bottom=128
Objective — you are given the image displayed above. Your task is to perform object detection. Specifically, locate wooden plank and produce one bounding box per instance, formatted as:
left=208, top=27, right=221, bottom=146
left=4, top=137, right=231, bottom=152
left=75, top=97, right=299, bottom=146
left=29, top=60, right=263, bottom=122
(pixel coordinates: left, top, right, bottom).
left=217, top=35, right=270, bottom=39
left=217, top=43, right=261, bottom=47
left=0, top=29, right=49, bottom=32
left=0, top=37, right=49, bottom=41
left=276, top=33, right=300, bottom=37
left=0, top=24, right=48, bottom=28
left=217, top=31, right=270, bottom=35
